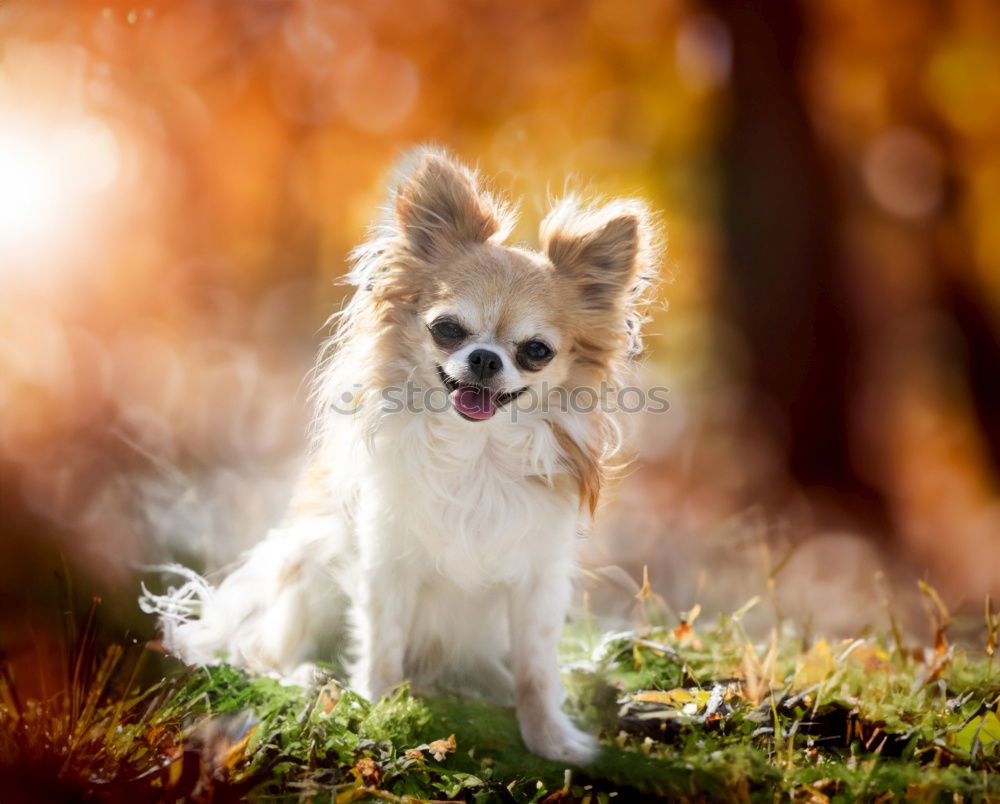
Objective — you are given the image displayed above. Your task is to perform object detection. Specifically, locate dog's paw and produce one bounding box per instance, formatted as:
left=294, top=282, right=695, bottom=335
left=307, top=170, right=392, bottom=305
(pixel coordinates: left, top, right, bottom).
left=348, top=673, right=374, bottom=701
left=349, top=666, right=394, bottom=702
left=278, top=662, right=329, bottom=688
left=519, top=710, right=599, bottom=766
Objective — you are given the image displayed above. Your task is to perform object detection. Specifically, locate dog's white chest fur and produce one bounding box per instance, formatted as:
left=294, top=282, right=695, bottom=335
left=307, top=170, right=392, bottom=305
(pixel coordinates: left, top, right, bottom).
left=364, top=411, right=576, bottom=590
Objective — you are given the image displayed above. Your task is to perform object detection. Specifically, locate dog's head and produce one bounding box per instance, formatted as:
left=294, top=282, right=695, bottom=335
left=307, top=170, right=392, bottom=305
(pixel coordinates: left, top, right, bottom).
left=363, top=149, right=656, bottom=424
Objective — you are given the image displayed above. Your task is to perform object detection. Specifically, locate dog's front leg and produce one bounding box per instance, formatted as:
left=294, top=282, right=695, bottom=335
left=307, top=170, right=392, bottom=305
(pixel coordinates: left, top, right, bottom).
left=348, top=558, right=416, bottom=701
left=349, top=564, right=416, bottom=700
left=348, top=493, right=417, bottom=701
left=509, top=564, right=598, bottom=765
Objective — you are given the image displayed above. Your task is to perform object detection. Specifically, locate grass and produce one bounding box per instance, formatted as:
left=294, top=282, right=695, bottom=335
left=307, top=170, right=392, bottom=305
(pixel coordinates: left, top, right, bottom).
left=1, top=589, right=999, bottom=802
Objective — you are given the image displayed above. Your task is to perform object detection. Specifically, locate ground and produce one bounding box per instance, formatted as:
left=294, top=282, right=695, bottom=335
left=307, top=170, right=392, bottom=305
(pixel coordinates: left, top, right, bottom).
left=1, top=587, right=999, bottom=802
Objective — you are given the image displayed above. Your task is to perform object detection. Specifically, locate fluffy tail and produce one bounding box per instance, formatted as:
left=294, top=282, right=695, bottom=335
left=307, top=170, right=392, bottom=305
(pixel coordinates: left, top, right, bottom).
left=140, top=521, right=347, bottom=677
left=139, top=562, right=218, bottom=659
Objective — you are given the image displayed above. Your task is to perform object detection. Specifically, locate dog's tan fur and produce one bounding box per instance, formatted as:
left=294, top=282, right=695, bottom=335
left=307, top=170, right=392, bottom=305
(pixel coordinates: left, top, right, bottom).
left=313, top=150, right=659, bottom=513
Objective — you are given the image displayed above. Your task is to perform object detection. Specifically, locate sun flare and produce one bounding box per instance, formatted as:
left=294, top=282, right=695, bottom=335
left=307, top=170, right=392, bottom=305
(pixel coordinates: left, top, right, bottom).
left=0, top=132, right=63, bottom=246
left=0, top=118, right=120, bottom=250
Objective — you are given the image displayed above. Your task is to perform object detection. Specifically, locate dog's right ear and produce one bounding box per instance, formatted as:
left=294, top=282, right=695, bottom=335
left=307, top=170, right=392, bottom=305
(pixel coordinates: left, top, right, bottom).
left=394, top=151, right=509, bottom=259
left=541, top=197, right=655, bottom=313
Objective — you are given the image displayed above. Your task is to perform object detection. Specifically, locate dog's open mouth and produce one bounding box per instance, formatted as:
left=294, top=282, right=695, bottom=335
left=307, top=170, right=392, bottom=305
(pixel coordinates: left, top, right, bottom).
left=436, top=365, right=527, bottom=421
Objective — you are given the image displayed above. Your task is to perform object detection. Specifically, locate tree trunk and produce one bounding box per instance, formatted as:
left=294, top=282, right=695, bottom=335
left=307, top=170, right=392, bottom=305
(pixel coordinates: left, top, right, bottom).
left=708, top=0, right=890, bottom=532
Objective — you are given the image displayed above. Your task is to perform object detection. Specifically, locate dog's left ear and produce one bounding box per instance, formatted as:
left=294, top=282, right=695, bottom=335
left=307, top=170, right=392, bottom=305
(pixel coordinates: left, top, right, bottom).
left=540, top=198, right=655, bottom=313
left=394, top=151, right=510, bottom=260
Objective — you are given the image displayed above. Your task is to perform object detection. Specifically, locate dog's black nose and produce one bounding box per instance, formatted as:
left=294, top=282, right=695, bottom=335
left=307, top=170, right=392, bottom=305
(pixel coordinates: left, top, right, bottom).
left=468, top=348, right=502, bottom=381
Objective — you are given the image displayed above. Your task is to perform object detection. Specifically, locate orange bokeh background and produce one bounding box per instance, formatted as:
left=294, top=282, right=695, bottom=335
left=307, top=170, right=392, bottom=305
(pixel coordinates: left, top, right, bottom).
left=2, top=0, right=999, bottom=641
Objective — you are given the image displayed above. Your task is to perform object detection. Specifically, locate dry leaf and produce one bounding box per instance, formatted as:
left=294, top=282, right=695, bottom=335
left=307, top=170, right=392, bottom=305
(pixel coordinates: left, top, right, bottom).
left=741, top=633, right=779, bottom=706
left=848, top=644, right=889, bottom=672
left=428, top=733, right=457, bottom=761
left=221, top=724, right=256, bottom=773
left=352, top=756, right=381, bottom=786
left=796, top=638, right=835, bottom=687
left=318, top=683, right=340, bottom=713
left=631, top=688, right=712, bottom=711
left=635, top=565, right=652, bottom=603
left=632, top=689, right=694, bottom=705
left=671, top=621, right=703, bottom=649
left=918, top=580, right=952, bottom=652
left=986, top=596, right=997, bottom=659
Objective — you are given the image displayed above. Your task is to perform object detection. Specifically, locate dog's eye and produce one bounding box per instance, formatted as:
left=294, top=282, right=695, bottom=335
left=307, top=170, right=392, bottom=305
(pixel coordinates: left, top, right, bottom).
left=524, top=341, right=552, bottom=361
left=518, top=340, right=554, bottom=369
left=429, top=319, right=466, bottom=344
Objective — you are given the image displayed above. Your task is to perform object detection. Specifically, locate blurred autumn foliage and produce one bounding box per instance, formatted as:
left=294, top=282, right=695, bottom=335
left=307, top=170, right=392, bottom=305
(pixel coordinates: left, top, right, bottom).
left=1, top=0, right=999, bottom=642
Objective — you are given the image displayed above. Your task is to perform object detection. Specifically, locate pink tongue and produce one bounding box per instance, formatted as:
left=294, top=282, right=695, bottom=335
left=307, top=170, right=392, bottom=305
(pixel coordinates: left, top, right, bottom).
left=450, top=385, right=496, bottom=420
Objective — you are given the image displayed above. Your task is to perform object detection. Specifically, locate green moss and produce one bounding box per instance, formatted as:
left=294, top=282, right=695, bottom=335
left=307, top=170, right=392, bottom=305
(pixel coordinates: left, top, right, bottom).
left=4, top=608, right=1000, bottom=801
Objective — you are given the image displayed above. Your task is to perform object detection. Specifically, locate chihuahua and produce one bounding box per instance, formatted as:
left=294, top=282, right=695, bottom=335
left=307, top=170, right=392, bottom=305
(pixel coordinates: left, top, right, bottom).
left=142, top=148, right=659, bottom=764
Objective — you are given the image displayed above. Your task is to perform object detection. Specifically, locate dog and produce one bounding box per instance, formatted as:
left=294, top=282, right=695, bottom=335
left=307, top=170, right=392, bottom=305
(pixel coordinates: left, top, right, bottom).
left=141, top=148, right=659, bottom=764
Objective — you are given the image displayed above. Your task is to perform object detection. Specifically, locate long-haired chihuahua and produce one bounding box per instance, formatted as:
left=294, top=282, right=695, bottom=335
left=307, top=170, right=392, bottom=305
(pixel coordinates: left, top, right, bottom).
left=142, top=148, right=659, bottom=764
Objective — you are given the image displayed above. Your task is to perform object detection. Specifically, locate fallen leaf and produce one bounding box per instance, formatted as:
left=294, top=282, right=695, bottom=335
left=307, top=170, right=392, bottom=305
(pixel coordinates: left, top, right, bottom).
left=741, top=634, right=779, bottom=705
left=953, top=711, right=1000, bottom=757
left=671, top=621, right=703, bottom=649
left=318, top=683, right=340, bottom=713
left=847, top=644, right=889, bottom=672
left=352, top=756, right=381, bottom=786
left=631, top=688, right=713, bottom=709
left=428, top=733, right=457, bottom=761
left=221, top=724, right=256, bottom=773
left=632, top=689, right=693, bottom=705
left=796, top=638, right=834, bottom=687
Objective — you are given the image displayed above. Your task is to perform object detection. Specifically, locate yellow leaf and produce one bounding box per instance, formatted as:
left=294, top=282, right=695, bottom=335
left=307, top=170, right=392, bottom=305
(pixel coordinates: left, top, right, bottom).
left=632, top=688, right=693, bottom=706
left=168, top=756, right=183, bottom=788
left=954, top=711, right=1000, bottom=756
left=796, top=638, right=834, bottom=687
left=631, top=688, right=713, bottom=711
left=741, top=633, right=779, bottom=705
left=222, top=724, right=256, bottom=772
left=848, top=644, right=889, bottom=672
